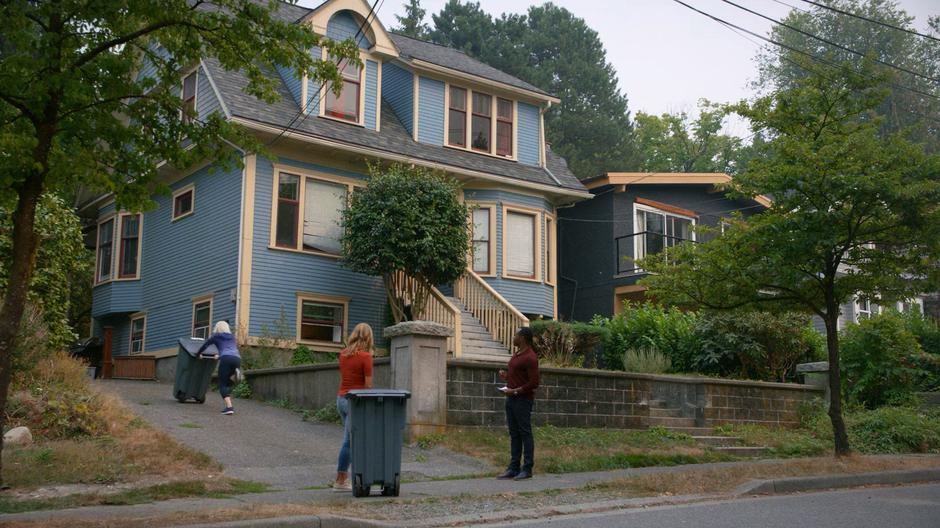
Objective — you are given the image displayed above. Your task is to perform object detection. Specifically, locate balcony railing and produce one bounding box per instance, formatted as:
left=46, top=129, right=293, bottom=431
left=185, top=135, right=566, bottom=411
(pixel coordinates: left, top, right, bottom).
left=615, top=231, right=695, bottom=275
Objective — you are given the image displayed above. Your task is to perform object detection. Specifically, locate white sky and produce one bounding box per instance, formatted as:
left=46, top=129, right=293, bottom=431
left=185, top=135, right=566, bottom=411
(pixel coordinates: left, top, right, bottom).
left=302, top=0, right=939, bottom=136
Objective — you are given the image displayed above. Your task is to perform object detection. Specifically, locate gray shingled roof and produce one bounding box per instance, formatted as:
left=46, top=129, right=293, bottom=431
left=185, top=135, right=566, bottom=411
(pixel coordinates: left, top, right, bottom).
left=388, top=34, right=552, bottom=98
left=203, top=58, right=585, bottom=193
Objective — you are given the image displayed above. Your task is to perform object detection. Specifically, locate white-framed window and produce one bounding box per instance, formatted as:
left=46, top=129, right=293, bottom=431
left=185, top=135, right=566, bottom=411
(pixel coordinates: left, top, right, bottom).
left=470, top=205, right=495, bottom=276
left=173, top=184, right=195, bottom=220
left=181, top=70, right=197, bottom=125
left=446, top=83, right=516, bottom=160
left=192, top=297, right=213, bottom=339
left=503, top=207, right=541, bottom=281
left=117, top=213, right=142, bottom=279
left=296, top=293, right=349, bottom=346
left=129, top=314, right=146, bottom=355
left=545, top=213, right=556, bottom=285
left=855, top=296, right=873, bottom=321
left=96, top=212, right=143, bottom=283
left=323, top=58, right=362, bottom=123
left=272, top=168, right=359, bottom=257
left=634, top=201, right=696, bottom=261
left=96, top=217, right=115, bottom=283
left=897, top=298, right=924, bottom=314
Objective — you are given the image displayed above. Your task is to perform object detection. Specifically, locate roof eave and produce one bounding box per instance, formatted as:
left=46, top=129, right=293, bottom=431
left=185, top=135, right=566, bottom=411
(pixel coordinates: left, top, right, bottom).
left=407, top=59, right=560, bottom=104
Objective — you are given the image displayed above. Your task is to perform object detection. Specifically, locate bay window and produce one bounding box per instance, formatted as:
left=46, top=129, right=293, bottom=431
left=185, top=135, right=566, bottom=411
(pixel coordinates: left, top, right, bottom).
left=118, top=214, right=141, bottom=278
left=96, top=218, right=114, bottom=283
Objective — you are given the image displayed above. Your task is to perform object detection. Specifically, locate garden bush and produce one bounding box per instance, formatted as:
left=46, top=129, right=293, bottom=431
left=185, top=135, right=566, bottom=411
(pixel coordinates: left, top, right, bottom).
left=693, top=311, right=822, bottom=381
left=530, top=320, right=609, bottom=368
left=622, top=345, right=672, bottom=374
left=847, top=407, right=940, bottom=454
left=840, top=312, right=923, bottom=407
left=593, top=303, right=699, bottom=371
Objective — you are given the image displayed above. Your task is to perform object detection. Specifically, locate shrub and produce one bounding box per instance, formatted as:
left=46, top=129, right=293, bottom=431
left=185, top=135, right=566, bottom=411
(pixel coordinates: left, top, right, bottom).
left=847, top=407, right=940, bottom=454
left=693, top=311, right=822, bottom=381
left=840, top=313, right=923, bottom=407
left=530, top=320, right=609, bottom=368
left=230, top=381, right=252, bottom=399
left=289, top=345, right=315, bottom=366
left=594, top=303, right=699, bottom=371
left=311, top=402, right=342, bottom=424
left=622, top=345, right=672, bottom=374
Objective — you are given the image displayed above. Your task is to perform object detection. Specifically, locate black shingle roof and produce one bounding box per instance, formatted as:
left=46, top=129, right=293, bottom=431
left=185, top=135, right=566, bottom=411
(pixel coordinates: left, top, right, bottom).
left=203, top=58, right=585, bottom=193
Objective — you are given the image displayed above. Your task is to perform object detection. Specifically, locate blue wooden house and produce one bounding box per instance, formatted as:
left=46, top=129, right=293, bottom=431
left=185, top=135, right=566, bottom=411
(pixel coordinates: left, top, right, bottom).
left=82, top=0, right=591, bottom=376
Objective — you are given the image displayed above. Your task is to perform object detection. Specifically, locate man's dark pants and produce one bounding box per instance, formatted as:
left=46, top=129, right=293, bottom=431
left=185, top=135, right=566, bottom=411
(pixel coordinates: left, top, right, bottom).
left=505, top=397, right=534, bottom=472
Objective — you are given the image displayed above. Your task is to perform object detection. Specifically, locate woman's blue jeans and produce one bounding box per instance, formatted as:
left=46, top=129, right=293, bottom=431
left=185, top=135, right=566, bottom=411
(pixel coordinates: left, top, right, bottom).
left=336, top=395, right=351, bottom=473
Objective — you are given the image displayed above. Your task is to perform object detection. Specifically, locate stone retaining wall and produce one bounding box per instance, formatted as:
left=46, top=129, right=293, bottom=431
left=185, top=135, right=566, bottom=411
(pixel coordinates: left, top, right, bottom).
left=446, top=360, right=823, bottom=429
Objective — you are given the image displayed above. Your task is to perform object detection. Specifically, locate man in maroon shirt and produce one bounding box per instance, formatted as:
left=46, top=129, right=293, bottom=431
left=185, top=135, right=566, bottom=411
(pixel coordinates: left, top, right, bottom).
left=497, top=327, right=540, bottom=480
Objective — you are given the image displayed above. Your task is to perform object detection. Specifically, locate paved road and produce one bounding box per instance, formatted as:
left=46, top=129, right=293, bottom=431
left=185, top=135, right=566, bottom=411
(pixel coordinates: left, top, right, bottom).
left=485, top=483, right=940, bottom=528
left=96, top=379, right=489, bottom=490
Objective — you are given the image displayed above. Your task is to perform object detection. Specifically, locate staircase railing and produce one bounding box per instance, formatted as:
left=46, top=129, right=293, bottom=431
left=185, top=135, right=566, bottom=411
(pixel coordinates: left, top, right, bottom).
left=454, top=271, right=529, bottom=353
left=392, top=271, right=462, bottom=357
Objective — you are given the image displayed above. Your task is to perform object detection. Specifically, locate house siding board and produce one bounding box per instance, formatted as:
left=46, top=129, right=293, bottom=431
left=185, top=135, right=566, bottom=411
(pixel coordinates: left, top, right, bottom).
left=306, top=46, right=322, bottom=115
left=381, top=62, right=413, bottom=134
left=517, top=102, right=541, bottom=166
left=250, top=156, right=388, bottom=347
left=365, top=59, right=378, bottom=130
left=417, top=77, right=444, bottom=145
left=276, top=64, right=304, bottom=107
left=326, top=11, right=372, bottom=49
left=91, top=282, right=142, bottom=317
left=196, top=66, right=223, bottom=118
left=99, top=315, right=132, bottom=357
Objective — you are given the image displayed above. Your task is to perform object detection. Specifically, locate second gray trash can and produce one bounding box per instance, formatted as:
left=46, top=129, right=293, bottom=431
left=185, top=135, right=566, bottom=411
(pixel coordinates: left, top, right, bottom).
left=345, top=389, right=411, bottom=497
left=174, top=337, right=219, bottom=404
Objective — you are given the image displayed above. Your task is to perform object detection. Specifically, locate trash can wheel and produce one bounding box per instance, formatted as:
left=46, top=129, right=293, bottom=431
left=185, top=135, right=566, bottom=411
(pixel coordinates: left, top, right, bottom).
left=352, top=474, right=369, bottom=498
left=381, top=475, right=400, bottom=497
left=195, top=397, right=205, bottom=404
left=176, top=392, right=187, bottom=403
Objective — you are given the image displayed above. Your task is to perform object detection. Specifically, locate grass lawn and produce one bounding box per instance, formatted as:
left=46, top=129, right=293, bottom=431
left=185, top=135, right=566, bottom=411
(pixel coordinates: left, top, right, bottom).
left=417, top=425, right=736, bottom=473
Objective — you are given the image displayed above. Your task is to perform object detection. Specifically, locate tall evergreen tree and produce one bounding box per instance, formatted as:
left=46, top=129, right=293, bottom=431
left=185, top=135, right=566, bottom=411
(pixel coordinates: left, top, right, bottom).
left=394, top=0, right=430, bottom=39
left=429, top=0, right=495, bottom=58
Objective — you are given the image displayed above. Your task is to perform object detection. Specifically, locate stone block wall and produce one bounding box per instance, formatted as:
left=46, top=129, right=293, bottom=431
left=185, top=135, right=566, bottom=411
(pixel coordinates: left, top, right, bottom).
left=447, top=360, right=822, bottom=429
left=246, top=358, right=390, bottom=410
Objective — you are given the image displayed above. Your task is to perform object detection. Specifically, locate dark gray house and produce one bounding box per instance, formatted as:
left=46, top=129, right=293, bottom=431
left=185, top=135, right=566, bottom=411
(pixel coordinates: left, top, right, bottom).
left=557, top=173, right=770, bottom=322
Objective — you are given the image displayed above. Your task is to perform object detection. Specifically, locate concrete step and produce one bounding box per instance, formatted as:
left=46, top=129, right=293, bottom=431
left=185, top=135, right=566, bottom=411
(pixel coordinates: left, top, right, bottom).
left=649, top=407, right=683, bottom=418
left=648, top=416, right=698, bottom=428
left=458, top=353, right=510, bottom=364
left=692, top=435, right=744, bottom=447
left=712, top=446, right=770, bottom=458
left=463, top=347, right=510, bottom=358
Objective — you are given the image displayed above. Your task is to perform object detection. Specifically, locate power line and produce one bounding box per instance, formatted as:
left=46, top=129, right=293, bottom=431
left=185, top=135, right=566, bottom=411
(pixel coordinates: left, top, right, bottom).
left=797, top=0, right=940, bottom=44
left=669, top=0, right=940, bottom=104
left=720, top=0, right=940, bottom=85
left=266, top=0, right=383, bottom=148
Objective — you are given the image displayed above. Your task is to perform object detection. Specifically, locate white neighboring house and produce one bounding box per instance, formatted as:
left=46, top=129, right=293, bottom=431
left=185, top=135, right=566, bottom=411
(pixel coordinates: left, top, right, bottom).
left=812, top=295, right=926, bottom=335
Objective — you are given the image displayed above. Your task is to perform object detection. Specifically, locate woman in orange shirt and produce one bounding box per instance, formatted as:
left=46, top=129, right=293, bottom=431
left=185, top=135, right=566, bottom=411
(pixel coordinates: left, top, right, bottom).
left=333, top=323, right=374, bottom=491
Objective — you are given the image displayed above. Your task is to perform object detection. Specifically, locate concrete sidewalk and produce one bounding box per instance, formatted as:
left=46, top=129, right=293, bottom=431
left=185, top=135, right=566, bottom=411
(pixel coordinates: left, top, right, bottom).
left=96, top=379, right=489, bottom=489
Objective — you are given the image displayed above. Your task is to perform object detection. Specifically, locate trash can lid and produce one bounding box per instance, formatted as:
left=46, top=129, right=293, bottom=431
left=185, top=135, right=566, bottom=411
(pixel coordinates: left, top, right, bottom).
left=178, top=337, right=219, bottom=357
left=345, top=389, right=411, bottom=400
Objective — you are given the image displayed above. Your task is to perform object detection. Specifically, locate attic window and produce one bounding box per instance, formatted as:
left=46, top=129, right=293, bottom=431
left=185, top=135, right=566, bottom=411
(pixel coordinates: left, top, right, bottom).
left=445, top=83, right=515, bottom=159
left=324, top=59, right=361, bottom=123
left=181, top=71, right=197, bottom=125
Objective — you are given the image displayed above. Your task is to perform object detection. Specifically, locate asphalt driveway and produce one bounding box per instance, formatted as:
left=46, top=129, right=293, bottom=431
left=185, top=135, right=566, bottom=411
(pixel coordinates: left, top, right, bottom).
left=96, top=379, right=489, bottom=490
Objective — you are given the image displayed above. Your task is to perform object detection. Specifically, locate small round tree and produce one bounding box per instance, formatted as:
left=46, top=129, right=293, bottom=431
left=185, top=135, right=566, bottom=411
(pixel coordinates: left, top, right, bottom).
left=341, top=163, right=470, bottom=323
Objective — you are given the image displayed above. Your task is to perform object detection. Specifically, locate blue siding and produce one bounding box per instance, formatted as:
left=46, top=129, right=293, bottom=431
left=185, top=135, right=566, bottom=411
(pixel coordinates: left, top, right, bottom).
left=327, top=11, right=372, bottom=49
left=365, top=60, right=378, bottom=130
left=196, top=66, right=223, bottom=118
left=382, top=62, right=413, bottom=134
left=305, top=46, right=322, bottom=115
left=463, top=190, right=554, bottom=317
left=136, top=44, right=170, bottom=87
left=276, top=64, right=303, bottom=107
left=417, top=77, right=445, bottom=145
left=96, top=315, right=132, bottom=357
left=92, top=282, right=142, bottom=317
left=249, top=156, right=388, bottom=348
left=517, top=102, right=541, bottom=166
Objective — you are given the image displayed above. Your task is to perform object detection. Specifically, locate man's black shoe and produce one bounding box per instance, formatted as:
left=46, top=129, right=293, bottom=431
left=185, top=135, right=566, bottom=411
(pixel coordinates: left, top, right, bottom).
left=514, top=470, right=532, bottom=480
left=496, top=470, right=519, bottom=480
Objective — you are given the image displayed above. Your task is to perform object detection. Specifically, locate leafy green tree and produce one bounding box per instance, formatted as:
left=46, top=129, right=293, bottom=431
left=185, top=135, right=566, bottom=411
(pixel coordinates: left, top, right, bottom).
left=393, top=0, right=429, bottom=39
left=640, top=61, right=940, bottom=456
left=634, top=101, right=746, bottom=174
left=341, top=164, right=470, bottom=323
left=756, top=0, right=940, bottom=152
left=429, top=2, right=638, bottom=179
left=0, top=0, right=361, bottom=484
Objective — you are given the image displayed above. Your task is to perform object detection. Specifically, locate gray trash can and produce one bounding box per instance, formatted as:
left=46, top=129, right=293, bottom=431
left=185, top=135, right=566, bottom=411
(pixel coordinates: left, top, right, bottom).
left=174, top=337, right=219, bottom=404
left=345, top=389, right=411, bottom=497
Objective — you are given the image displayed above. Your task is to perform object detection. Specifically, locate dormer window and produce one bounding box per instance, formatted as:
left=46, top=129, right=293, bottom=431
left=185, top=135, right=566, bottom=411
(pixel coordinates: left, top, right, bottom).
left=181, top=71, right=197, bottom=125
left=446, top=83, right=515, bottom=159
left=324, top=59, right=361, bottom=123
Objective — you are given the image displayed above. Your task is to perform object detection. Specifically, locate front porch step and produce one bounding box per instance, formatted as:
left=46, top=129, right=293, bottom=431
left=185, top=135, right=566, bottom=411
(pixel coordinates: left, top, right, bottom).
left=444, top=296, right=511, bottom=359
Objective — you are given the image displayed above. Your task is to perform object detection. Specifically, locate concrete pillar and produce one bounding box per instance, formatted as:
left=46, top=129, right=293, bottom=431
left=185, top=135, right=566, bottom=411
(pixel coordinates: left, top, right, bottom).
left=384, top=321, right=453, bottom=442
left=796, top=361, right=830, bottom=408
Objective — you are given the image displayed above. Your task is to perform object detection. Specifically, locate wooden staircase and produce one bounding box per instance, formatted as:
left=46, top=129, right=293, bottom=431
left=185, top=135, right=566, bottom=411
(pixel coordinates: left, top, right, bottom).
left=648, top=399, right=769, bottom=457
left=446, top=297, right=511, bottom=361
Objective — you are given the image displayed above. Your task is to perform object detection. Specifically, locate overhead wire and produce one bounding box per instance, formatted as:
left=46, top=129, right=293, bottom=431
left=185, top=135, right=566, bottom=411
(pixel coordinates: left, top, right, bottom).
left=797, top=0, right=940, bottom=43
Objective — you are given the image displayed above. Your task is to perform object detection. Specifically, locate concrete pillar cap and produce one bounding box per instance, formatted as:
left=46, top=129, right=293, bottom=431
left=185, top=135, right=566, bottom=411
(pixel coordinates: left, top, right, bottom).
left=384, top=320, right=454, bottom=338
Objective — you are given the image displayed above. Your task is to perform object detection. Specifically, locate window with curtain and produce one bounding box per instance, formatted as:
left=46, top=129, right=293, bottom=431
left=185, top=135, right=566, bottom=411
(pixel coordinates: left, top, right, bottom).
left=275, top=173, right=300, bottom=248
left=506, top=211, right=536, bottom=278
left=324, top=59, right=361, bottom=122
left=300, top=300, right=344, bottom=343
left=118, top=214, right=141, bottom=278
left=472, top=207, right=491, bottom=274
left=448, top=86, right=467, bottom=147
left=303, top=179, right=347, bottom=254
left=96, top=218, right=114, bottom=282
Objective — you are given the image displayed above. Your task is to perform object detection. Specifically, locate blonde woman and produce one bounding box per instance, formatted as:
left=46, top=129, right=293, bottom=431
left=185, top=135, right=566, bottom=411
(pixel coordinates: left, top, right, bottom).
left=198, top=321, right=241, bottom=415
left=333, top=323, right=374, bottom=491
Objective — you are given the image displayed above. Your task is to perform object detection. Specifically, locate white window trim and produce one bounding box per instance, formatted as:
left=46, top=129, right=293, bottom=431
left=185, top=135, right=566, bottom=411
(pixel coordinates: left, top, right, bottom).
left=544, top=212, right=556, bottom=286
left=502, top=205, right=542, bottom=283
left=172, top=183, right=196, bottom=221
left=467, top=202, right=497, bottom=277
left=129, top=313, right=147, bottom=355
left=632, top=202, right=697, bottom=266
left=295, top=292, right=350, bottom=350
left=444, top=82, right=518, bottom=161
left=308, top=48, right=372, bottom=127
left=191, top=294, right=214, bottom=340
left=269, top=164, right=363, bottom=259
left=180, top=68, right=198, bottom=125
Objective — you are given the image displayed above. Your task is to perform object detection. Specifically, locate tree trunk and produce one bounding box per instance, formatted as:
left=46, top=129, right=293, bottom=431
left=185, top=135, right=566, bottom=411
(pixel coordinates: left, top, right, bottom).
left=0, top=174, right=45, bottom=486
left=823, top=310, right=851, bottom=457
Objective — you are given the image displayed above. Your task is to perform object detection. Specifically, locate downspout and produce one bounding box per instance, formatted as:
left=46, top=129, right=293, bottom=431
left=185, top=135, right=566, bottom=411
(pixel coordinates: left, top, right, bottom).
left=226, top=139, right=248, bottom=343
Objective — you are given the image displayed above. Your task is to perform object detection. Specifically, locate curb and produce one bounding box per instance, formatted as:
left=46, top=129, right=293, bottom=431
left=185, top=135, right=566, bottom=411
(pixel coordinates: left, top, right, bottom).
left=733, top=468, right=940, bottom=496
left=175, top=514, right=394, bottom=528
